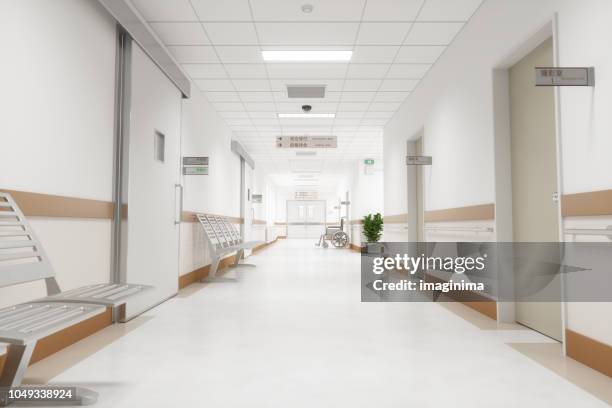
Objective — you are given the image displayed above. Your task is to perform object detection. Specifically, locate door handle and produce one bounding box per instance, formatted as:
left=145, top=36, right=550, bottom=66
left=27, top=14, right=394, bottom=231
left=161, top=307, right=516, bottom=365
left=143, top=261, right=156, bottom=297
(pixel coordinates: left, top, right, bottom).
left=175, top=183, right=183, bottom=225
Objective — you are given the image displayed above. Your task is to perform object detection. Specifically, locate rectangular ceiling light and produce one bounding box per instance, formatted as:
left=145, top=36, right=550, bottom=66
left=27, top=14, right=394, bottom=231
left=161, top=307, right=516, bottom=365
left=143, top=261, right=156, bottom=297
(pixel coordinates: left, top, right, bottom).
left=262, top=50, right=353, bottom=62
left=278, top=113, right=335, bottom=118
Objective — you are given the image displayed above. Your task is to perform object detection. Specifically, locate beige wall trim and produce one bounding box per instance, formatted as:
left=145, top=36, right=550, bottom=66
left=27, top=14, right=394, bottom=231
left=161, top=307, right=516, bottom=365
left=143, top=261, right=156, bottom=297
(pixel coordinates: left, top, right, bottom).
left=181, top=210, right=243, bottom=224
left=566, top=329, right=612, bottom=378
left=0, top=189, right=114, bottom=219
left=0, top=307, right=113, bottom=374
left=253, top=219, right=266, bottom=225
left=562, top=189, right=612, bottom=217
left=349, top=243, right=363, bottom=253
left=424, top=273, right=497, bottom=320
left=274, top=222, right=287, bottom=226
left=349, top=219, right=364, bottom=225
left=383, top=214, right=409, bottom=224
left=424, top=204, right=495, bottom=223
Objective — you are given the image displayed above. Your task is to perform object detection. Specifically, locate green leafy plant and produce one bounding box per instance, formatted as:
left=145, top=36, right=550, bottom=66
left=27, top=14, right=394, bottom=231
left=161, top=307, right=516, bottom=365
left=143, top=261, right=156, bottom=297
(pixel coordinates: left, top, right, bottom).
left=363, top=213, right=384, bottom=243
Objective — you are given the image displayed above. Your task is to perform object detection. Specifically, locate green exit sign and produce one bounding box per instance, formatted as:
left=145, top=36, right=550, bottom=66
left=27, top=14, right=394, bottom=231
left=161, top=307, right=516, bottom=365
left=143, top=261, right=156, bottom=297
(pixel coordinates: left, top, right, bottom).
left=364, top=159, right=375, bottom=166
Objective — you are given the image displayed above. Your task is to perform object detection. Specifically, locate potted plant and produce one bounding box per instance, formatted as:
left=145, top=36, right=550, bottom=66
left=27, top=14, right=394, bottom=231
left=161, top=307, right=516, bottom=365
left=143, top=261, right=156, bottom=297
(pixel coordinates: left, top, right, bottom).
left=362, top=213, right=384, bottom=253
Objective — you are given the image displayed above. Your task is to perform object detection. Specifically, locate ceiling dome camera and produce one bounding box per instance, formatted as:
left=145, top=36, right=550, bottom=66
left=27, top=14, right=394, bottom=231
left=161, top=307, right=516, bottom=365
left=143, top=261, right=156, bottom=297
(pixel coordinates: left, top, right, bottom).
left=302, top=105, right=312, bottom=113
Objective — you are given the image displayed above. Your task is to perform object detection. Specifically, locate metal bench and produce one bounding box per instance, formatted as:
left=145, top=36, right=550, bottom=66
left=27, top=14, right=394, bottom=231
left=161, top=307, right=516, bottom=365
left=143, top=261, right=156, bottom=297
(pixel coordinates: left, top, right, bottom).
left=196, top=214, right=261, bottom=281
left=0, top=192, right=150, bottom=403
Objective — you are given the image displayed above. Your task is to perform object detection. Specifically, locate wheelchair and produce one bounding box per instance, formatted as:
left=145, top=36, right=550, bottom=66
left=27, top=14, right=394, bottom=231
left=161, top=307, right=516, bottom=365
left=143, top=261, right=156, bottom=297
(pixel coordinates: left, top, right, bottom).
left=316, top=219, right=349, bottom=249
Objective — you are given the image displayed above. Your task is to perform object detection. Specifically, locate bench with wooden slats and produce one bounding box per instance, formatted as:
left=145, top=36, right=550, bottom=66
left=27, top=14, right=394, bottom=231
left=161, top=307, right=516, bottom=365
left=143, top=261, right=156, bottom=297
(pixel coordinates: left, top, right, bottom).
left=196, top=214, right=261, bottom=280
left=0, top=192, right=151, bottom=398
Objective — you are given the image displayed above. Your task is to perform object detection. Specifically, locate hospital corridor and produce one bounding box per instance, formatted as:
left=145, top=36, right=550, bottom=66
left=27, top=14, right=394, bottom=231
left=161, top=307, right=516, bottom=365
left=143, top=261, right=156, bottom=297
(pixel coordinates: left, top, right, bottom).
left=1, top=0, right=612, bottom=407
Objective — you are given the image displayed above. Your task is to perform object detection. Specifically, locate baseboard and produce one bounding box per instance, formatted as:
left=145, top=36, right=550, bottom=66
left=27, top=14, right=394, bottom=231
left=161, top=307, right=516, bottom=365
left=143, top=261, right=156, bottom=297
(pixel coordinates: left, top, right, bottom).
left=349, top=243, right=362, bottom=252
left=424, top=273, right=497, bottom=320
left=178, top=238, right=279, bottom=289
left=566, top=329, right=612, bottom=377
left=0, top=307, right=113, bottom=375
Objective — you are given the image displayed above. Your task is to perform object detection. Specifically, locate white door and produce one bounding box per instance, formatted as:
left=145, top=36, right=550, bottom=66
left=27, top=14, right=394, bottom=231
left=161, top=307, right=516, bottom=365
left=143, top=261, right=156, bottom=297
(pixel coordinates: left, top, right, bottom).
left=287, top=200, right=326, bottom=238
left=124, top=43, right=181, bottom=318
left=509, top=38, right=562, bottom=341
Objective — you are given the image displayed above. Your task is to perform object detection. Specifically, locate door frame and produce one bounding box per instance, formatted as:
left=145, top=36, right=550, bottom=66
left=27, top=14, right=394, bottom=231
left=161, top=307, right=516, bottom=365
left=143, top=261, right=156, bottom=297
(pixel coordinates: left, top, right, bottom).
left=406, top=129, right=425, bottom=243
left=286, top=199, right=327, bottom=238
left=492, top=14, right=567, bottom=350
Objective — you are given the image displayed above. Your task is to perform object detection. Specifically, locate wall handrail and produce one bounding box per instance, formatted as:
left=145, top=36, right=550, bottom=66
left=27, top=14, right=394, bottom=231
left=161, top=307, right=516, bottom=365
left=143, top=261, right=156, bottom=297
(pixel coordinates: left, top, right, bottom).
left=424, top=226, right=494, bottom=233
left=564, top=227, right=612, bottom=236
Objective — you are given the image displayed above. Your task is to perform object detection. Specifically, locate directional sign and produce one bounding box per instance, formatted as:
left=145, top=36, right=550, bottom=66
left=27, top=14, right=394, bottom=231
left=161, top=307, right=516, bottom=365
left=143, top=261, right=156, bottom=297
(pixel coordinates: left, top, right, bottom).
left=276, top=136, right=337, bottom=149
left=364, top=158, right=375, bottom=166
left=252, top=194, right=263, bottom=204
left=183, top=157, right=209, bottom=175
left=406, top=156, right=432, bottom=166
left=535, top=67, right=595, bottom=87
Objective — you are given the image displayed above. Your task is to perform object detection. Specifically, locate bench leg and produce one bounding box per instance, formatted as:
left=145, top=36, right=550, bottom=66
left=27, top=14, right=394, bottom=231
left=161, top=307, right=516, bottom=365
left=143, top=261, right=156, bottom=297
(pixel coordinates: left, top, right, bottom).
left=0, top=342, right=36, bottom=389
left=229, top=249, right=256, bottom=269
left=201, top=256, right=221, bottom=282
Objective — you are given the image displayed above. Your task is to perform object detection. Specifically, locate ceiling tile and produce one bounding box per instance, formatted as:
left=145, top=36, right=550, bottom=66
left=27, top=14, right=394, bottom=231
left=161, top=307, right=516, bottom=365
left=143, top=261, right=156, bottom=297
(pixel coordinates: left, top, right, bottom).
left=340, top=92, right=376, bottom=102
left=232, top=79, right=271, bottom=92
left=212, top=102, right=245, bottom=111
left=346, top=64, right=389, bottom=79
left=225, top=119, right=254, bottom=126
left=266, top=63, right=348, bottom=79
left=404, top=22, right=464, bottom=45
left=225, top=64, right=268, bottom=78
left=373, top=91, right=411, bottom=102
left=387, top=64, right=431, bottom=78
left=220, top=111, right=251, bottom=118
left=342, top=79, right=382, bottom=92
left=250, top=0, right=366, bottom=21
left=276, top=102, right=338, bottom=111
left=379, top=79, right=419, bottom=92
left=204, top=91, right=241, bottom=102
left=269, top=79, right=345, bottom=92
left=194, top=79, right=235, bottom=92
left=190, top=0, right=252, bottom=21
left=239, top=92, right=275, bottom=102
left=369, top=102, right=401, bottom=111
left=215, top=46, right=263, bottom=63
left=168, top=46, right=219, bottom=63
left=256, top=23, right=358, bottom=45
left=203, top=22, right=258, bottom=45
left=338, top=102, right=371, bottom=112
left=364, top=111, right=395, bottom=118
left=181, top=64, right=227, bottom=78
left=245, top=102, right=276, bottom=111
left=360, top=119, right=389, bottom=126
left=149, top=23, right=209, bottom=45
left=131, top=0, right=197, bottom=21
left=362, top=0, right=423, bottom=21
left=352, top=46, right=399, bottom=63
left=395, top=46, right=445, bottom=63
left=336, top=112, right=365, bottom=119
left=417, top=0, right=483, bottom=21
left=356, top=23, right=412, bottom=45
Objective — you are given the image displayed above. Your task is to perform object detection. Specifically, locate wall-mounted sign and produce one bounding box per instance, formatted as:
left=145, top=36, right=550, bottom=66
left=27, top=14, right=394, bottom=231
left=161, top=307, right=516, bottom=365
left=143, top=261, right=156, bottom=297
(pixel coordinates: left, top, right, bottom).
left=183, top=156, right=209, bottom=175
left=364, top=158, right=375, bottom=166
left=295, top=191, right=319, bottom=200
left=535, top=67, right=595, bottom=87
left=406, top=156, right=432, bottom=166
left=277, top=136, right=337, bottom=149
left=252, top=194, right=263, bottom=204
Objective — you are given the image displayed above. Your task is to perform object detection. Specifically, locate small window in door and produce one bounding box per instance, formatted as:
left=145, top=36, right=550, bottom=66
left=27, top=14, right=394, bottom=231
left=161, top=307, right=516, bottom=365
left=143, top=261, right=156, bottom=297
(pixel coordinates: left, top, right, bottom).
left=154, top=131, right=165, bottom=163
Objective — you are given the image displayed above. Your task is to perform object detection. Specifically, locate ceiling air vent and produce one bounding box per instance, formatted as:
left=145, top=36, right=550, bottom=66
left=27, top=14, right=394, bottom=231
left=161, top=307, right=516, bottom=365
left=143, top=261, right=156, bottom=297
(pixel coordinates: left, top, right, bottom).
left=287, top=85, right=326, bottom=98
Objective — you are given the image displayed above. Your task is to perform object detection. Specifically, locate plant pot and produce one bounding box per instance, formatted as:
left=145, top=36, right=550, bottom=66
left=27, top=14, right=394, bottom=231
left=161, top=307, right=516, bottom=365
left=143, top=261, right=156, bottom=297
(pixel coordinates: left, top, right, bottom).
left=366, top=242, right=383, bottom=254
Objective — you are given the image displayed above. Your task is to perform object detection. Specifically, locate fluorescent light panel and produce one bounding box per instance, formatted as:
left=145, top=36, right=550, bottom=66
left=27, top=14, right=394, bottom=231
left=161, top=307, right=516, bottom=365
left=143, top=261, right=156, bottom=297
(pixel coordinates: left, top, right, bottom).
left=278, top=113, right=335, bottom=118
left=262, top=50, right=352, bottom=62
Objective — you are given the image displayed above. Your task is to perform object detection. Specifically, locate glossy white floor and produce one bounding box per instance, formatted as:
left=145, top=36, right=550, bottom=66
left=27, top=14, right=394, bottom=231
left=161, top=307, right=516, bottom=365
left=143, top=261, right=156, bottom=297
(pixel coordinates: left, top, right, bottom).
left=25, top=239, right=610, bottom=407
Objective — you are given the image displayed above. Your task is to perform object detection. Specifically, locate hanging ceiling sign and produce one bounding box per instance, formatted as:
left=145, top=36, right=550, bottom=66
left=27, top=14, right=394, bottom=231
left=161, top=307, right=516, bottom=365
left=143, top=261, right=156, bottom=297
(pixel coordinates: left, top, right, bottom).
left=535, top=67, right=595, bottom=87
left=183, top=156, right=209, bottom=175
left=276, top=136, right=337, bottom=149
left=295, top=191, right=319, bottom=200
left=406, top=156, right=432, bottom=166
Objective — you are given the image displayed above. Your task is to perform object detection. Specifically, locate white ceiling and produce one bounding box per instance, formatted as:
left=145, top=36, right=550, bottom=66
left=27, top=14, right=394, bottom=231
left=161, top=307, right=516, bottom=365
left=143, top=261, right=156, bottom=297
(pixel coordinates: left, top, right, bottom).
left=130, top=0, right=483, bottom=178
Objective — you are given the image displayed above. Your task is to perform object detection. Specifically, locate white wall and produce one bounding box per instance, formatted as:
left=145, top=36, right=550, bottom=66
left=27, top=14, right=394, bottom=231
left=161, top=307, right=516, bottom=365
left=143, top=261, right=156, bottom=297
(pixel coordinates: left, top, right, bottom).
left=179, top=89, right=242, bottom=276
left=0, top=0, right=116, bottom=307
left=349, top=160, right=384, bottom=246
left=383, top=0, right=612, bottom=345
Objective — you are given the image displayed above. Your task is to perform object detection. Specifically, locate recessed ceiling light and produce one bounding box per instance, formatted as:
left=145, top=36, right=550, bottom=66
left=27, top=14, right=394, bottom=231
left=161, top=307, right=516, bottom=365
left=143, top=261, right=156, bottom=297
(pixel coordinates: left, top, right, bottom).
left=278, top=113, right=335, bottom=118
left=262, top=50, right=352, bottom=62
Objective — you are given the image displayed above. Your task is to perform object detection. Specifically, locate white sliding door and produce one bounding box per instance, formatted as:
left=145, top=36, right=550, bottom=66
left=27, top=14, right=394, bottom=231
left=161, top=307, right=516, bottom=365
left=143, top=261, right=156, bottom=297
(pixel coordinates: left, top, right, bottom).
left=124, top=43, right=181, bottom=318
